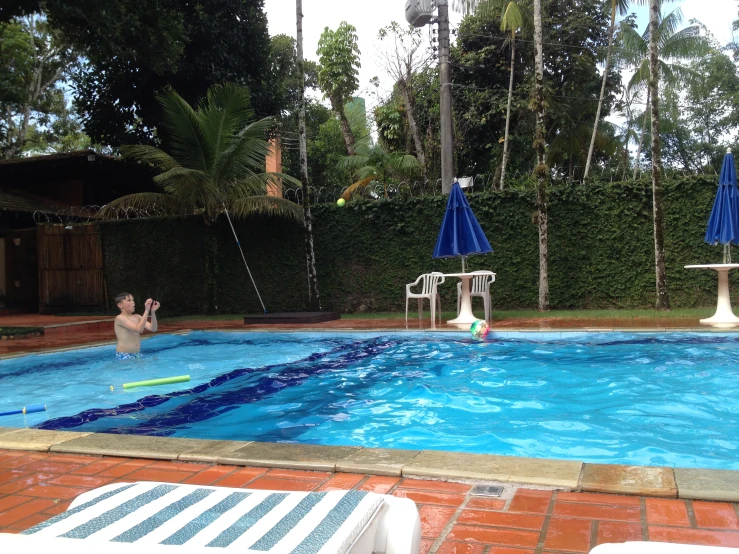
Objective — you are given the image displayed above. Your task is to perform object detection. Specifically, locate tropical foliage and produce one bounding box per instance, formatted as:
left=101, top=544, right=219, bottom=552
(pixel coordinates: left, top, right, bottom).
left=99, top=84, right=302, bottom=225
left=0, top=14, right=83, bottom=157
left=317, top=21, right=361, bottom=155
left=337, top=144, right=420, bottom=200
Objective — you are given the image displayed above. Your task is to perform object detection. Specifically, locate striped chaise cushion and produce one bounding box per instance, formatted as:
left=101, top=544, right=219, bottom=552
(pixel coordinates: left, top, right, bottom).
left=22, top=482, right=385, bottom=554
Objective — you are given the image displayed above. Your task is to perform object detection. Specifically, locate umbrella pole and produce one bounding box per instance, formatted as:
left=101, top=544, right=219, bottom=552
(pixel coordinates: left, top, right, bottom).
left=462, top=256, right=466, bottom=273
left=725, top=244, right=731, bottom=264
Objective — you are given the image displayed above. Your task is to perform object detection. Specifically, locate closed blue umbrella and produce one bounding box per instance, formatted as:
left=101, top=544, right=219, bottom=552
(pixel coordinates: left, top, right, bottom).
left=433, top=181, right=492, bottom=271
left=704, top=149, right=739, bottom=262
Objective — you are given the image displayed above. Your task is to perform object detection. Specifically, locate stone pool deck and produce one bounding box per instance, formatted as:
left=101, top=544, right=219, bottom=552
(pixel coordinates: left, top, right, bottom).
left=1, top=315, right=738, bottom=551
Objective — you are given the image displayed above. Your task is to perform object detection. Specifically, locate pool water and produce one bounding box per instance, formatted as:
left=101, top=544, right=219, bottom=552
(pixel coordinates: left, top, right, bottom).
left=1, top=331, right=738, bottom=470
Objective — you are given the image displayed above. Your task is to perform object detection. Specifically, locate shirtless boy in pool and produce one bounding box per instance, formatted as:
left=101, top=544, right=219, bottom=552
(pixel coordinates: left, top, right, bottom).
left=114, top=292, right=160, bottom=359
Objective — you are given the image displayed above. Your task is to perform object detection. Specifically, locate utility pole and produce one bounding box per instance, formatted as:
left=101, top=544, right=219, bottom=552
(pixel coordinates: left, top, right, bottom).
left=437, top=0, right=454, bottom=194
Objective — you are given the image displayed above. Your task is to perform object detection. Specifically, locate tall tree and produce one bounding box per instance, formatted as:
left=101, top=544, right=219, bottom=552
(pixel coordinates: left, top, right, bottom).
left=583, top=0, right=628, bottom=180
left=0, top=14, right=79, bottom=157
left=619, top=8, right=710, bottom=178
left=296, top=0, right=320, bottom=310
left=647, top=0, right=668, bottom=309
left=532, top=0, right=549, bottom=310
left=623, top=0, right=670, bottom=309
left=268, top=34, right=318, bottom=117
left=377, top=22, right=429, bottom=178
left=498, top=0, right=531, bottom=188
left=317, top=22, right=361, bottom=156
left=682, top=38, right=739, bottom=169
left=13, top=0, right=274, bottom=147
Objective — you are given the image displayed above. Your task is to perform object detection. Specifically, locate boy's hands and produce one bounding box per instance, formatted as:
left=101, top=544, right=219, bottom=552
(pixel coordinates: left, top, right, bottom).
left=144, top=298, right=153, bottom=312
left=151, top=300, right=160, bottom=313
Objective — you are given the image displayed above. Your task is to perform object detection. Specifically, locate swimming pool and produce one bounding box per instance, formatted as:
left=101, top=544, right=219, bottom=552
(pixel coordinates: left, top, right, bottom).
left=1, top=331, right=738, bottom=470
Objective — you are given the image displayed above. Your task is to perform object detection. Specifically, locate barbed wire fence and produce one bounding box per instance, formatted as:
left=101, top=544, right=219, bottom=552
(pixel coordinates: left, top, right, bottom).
left=284, top=163, right=719, bottom=205
left=29, top=163, right=718, bottom=226
left=32, top=205, right=171, bottom=225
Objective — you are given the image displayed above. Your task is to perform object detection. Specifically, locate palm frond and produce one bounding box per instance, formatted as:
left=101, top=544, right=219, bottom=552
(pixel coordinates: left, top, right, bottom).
left=355, top=165, right=381, bottom=180
left=340, top=176, right=375, bottom=200
left=119, top=145, right=182, bottom=177
left=214, top=116, right=276, bottom=186
left=658, top=8, right=683, bottom=45
left=337, top=155, right=371, bottom=172
left=501, top=2, right=525, bottom=37
left=388, top=153, right=421, bottom=176
left=615, top=0, right=629, bottom=17
left=154, top=166, right=210, bottom=189
left=157, top=88, right=212, bottom=172
left=227, top=172, right=302, bottom=200
left=199, top=84, right=257, bottom=169
left=661, top=27, right=710, bottom=60
left=227, top=195, right=304, bottom=221
left=660, top=62, right=703, bottom=87
left=97, top=193, right=190, bottom=219
left=618, top=23, right=648, bottom=65
left=627, top=59, right=650, bottom=91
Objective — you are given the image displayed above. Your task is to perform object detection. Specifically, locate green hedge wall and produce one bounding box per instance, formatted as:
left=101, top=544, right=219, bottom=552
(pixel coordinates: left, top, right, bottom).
left=99, top=176, right=734, bottom=314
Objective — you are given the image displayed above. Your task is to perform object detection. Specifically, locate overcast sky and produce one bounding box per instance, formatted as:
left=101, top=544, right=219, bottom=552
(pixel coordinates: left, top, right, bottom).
left=262, top=0, right=737, bottom=117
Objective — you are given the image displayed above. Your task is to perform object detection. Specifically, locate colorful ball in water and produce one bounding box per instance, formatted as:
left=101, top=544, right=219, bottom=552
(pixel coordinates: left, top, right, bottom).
left=337, top=198, right=346, bottom=207
left=470, top=319, right=489, bottom=339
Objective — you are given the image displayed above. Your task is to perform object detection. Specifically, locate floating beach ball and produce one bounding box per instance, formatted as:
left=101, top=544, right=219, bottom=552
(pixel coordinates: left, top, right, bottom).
left=337, top=198, right=346, bottom=207
left=470, top=319, right=489, bottom=339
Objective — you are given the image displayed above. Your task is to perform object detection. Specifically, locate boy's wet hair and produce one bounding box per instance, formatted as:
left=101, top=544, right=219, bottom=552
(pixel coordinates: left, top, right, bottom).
left=114, top=292, right=133, bottom=306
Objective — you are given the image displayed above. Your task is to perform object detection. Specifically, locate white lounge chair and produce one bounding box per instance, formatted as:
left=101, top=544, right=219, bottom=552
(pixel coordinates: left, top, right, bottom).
left=0, top=481, right=421, bottom=554
left=456, top=270, right=495, bottom=323
left=591, top=542, right=739, bottom=553
left=405, top=272, right=445, bottom=329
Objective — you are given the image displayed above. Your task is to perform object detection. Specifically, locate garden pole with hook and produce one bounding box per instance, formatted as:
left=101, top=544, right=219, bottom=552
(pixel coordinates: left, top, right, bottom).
left=223, top=206, right=267, bottom=313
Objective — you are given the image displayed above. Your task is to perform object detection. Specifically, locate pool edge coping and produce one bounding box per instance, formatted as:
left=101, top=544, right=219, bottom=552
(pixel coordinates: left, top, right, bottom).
left=0, top=428, right=736, bottom=502
left=2, top=325, right=739, bottom=360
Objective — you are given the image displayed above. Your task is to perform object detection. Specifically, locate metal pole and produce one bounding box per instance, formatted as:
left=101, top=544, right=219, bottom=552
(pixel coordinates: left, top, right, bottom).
left=437, top=0, right=454, bottom=194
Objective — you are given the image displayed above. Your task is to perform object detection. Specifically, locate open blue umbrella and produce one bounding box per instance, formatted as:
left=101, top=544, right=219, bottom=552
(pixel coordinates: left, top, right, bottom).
left=433, top=181, right=493, bottom=271
left=704, top=149, right=739, bottom=262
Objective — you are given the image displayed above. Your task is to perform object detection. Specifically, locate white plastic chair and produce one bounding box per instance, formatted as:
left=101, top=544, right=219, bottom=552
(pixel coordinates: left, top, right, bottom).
left=456, top=270, right=496, bottom=323
left=405, top=272, right=445, bottom=329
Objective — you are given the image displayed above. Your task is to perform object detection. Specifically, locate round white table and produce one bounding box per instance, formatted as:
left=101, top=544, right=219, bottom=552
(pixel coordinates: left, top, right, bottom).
left=684, top=264, right=739, bottom=328
left=442, top=271, right=496, bottom=325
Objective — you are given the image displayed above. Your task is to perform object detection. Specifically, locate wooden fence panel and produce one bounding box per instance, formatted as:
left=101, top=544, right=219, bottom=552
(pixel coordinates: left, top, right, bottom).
left=38, top=224, right=106, bottom=312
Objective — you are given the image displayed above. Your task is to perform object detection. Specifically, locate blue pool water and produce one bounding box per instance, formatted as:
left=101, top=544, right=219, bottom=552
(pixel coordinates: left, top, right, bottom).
left=1, top=331, right=738, bottom=469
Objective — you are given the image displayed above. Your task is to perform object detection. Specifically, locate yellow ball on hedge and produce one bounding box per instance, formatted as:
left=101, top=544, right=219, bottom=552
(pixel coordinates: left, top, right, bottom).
left=337, top=198, right=346, bottom=207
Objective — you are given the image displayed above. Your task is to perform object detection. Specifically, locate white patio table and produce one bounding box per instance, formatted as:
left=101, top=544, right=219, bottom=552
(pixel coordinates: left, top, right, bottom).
left=442, top=270, right=496, bottom=325
left=684, top=264, right=739, bottom=328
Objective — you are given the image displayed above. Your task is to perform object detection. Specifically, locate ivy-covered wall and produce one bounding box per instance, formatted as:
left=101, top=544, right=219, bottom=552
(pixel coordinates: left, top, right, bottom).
left=99, top=176, right=730, bottom=314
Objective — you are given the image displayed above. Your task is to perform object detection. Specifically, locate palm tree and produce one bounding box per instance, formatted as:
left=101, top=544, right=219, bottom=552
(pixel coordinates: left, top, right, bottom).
left=619, top=7, right=710, bottom=179
left=498, top=0, right=531, bottom=189
left=101, top=84, right=302, bottom=223
left=100, top=83, right=303, bottom=311
left=583, top=0, right=629, bottom=180
left=337, top=144, right=420, bottom=200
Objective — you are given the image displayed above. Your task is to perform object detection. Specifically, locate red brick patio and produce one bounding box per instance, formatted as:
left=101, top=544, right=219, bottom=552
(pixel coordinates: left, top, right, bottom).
left=1, top=450, right=738, bottom=552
